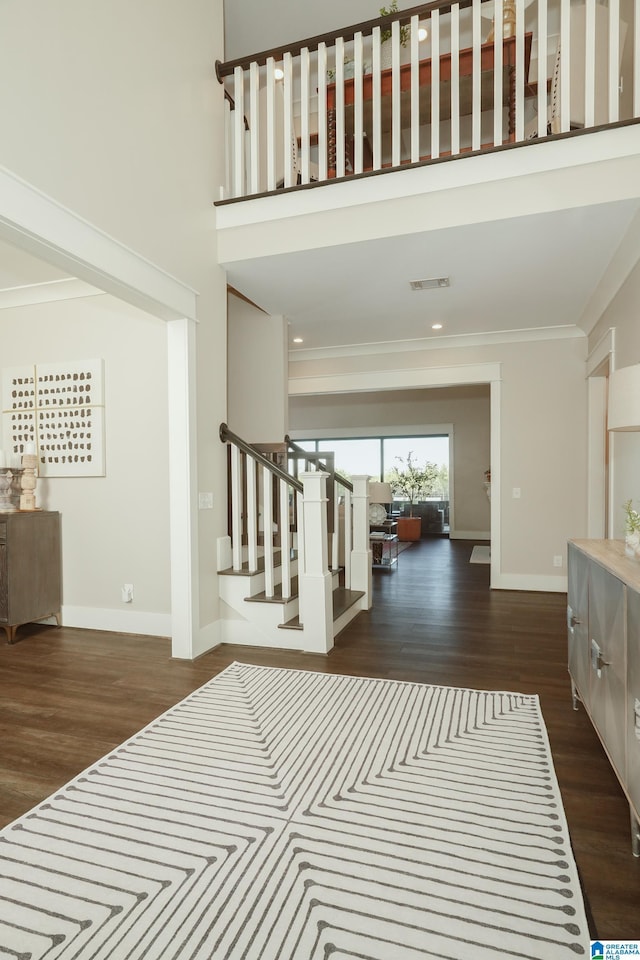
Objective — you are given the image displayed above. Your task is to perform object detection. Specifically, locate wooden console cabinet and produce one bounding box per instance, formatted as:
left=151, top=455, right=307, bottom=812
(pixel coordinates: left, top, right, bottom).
left=568, top=539, right=640, bottom=855
left=0, top=511, right=61, bottom=643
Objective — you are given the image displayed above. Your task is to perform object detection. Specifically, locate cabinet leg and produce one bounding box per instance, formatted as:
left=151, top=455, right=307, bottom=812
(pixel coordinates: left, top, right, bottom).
left=570, top=678, right=580, bottom=711
left=631, top=808, right=640, bottom=858
left=0, top=624, right=18, bottom=644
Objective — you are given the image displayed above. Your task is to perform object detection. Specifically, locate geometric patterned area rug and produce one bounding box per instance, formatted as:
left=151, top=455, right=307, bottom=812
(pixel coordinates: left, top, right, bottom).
left=0, top=663, right=590, bottom=958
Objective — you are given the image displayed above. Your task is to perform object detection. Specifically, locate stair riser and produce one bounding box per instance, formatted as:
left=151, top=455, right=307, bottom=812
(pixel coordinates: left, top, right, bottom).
left=220, top=560, right=298, bottom=593
left=218, top=572, right=298, bottom=608
left=332, top=602, right=362, bottom=639
left=219, top=581, right=299, bottom=627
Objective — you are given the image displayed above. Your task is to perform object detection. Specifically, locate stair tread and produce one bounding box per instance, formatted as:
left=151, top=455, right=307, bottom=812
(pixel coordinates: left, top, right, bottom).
left=220, top=550, right=297, bottom=577
left=332, top=587, right=365, bottom=620
left=279, top=586, right=364, bottom=630
left=245, top=577, right=299, bottom=603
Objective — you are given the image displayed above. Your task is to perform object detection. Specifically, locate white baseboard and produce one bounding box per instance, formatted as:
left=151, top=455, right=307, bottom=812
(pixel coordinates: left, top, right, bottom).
left=450, top=530, right=491, bottom=540
left=491, top=573, right=568, bottom=593
left=61, top=605, right=171, bottom=637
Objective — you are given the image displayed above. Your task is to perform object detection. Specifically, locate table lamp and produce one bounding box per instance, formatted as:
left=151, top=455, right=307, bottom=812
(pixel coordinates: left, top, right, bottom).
left=368, top=481, right=393, bottom=524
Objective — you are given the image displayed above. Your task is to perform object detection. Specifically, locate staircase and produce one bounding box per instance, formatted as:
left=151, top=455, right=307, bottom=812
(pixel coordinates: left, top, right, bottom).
left=218, top=425, right=371, bottom=653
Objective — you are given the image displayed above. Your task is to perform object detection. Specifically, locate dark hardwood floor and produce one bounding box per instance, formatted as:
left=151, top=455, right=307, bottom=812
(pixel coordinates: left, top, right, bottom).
left=1, top=537, right=638, bottom=938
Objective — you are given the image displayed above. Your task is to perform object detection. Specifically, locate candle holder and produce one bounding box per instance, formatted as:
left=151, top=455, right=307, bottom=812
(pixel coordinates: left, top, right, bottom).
left=0, top=469, right=16, bottom=513
left=10, top=468, right=24, bottom=509
left=20, top=454, right=38, bottom=511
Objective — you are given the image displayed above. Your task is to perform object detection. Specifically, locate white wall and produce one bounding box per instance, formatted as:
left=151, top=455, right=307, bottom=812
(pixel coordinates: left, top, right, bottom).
left=589, top=256, right=640, bottom=539
left=289, top=333, right=589, bottom=588
left=227, top=295, right=288, bottom=442
left=288, top=385, right=491, bottom=536
left=0, top=0, right=228, bottom=646
left=0, top=295, right=171, bottom=632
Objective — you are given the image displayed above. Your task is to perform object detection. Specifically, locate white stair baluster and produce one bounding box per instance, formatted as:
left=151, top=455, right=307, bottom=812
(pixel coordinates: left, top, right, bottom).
left=231, top=445, right=243, bottom=571
left=431, top=11, right=440, bottom=159
left=246, top=456, right=258, bottom=572
left=249, top=61, right=260, bottom=194
left=410, top=15, right=420, bottom=164
left=372, top=26, right=382, bottom=171
left=279, top=477, right=291, bottom=598
left=263, top=467, right=274, bottom=598
left=472, top=0, right=482, bottom=151
left=451, top=5, right=460, bottom=156
left=354, top=32, right=364, bottom=175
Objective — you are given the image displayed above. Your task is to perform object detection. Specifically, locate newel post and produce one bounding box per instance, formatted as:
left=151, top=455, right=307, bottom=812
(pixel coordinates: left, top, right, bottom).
left=299, top=471, right=334, bottom=653
left=350, top=475, right=372, bottom=609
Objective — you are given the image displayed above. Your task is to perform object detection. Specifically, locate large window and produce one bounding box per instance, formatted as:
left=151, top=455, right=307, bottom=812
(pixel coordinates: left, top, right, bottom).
left=296, top=434, right=449, bottom=498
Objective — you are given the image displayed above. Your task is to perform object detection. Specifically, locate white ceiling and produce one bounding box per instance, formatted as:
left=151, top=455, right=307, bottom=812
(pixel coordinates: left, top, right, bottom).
left=224, top=198, right=640, bottom=353
left=0, top=237, right=69, bottom=289
left=1, top=193, right=638, bottom=360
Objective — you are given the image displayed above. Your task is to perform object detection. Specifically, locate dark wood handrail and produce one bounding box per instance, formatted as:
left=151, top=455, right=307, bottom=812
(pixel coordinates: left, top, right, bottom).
left=285, top=436, right=354, bottom=492
left=216, top=0, right=476, bottom=79
left=220, top=423, right=304, bottom=493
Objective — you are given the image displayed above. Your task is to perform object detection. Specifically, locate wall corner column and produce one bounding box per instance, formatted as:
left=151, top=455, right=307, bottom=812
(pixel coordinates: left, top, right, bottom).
left=167, top=317, right=199, bottom=658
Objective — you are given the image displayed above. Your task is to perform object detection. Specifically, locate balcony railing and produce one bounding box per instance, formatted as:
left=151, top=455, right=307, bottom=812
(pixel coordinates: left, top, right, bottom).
left=216, top=0, right=639, bottom=201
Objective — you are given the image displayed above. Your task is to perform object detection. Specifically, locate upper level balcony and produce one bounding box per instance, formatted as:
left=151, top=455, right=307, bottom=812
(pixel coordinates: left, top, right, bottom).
left=216, top=0, right=640, bottom=204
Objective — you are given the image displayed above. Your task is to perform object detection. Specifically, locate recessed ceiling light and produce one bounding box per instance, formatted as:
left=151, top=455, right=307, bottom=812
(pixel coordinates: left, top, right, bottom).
left=418, top=26, right=429, bottom=41
left=274, top=67, right=285, bottom=80
left=409, top=277, right=450, bottom=291
left=432, top=323, right=443, bottom=330
left=292, top=337, right=303, bottom=344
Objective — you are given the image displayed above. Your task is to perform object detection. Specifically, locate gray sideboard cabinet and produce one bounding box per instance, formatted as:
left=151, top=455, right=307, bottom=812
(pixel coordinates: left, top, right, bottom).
left=0, top=511, right=61, bottom=644
left=568, top=539, right=640, bottom=856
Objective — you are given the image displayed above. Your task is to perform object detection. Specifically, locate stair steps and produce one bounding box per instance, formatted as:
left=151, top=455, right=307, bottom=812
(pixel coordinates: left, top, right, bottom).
left=279, top=586, right=365, bottom=632
left=219, top=546, right=364, bottom=648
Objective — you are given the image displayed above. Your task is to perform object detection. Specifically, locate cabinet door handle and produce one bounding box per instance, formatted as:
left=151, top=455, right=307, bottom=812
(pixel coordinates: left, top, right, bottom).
left=567, top=605, right=581, bottom=629
left=596, top=651, right=611, bottom=671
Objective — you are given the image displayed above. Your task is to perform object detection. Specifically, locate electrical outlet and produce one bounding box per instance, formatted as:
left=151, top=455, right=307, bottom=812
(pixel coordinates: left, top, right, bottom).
left=553, top=555, right=563, bottom=568
left=512, top=487, right=521, bottom=499
left=199, top=492, right=213, bottom=509
left=121, top=583, right=134, bottom=603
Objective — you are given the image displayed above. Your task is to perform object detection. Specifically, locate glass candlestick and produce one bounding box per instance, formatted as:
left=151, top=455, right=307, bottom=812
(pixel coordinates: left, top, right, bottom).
left=0, top=469, right=16, bottom=512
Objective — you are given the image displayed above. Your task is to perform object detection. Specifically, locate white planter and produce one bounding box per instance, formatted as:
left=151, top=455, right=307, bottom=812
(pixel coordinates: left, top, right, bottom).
left=625, top=531, right=640, bottom=558
left=380, top=40, right=393, bottom=70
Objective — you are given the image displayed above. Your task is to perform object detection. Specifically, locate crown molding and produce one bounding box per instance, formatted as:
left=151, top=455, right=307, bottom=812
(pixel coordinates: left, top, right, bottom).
left=0, top=277, right=103, bottom=310
left=288, top=324, right=585, bottom=362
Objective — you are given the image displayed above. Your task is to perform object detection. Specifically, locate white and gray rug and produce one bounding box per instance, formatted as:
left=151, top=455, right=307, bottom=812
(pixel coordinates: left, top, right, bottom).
left=0, top=663, right=590, bottom=959
left=470, top=545, right=491, bottom=564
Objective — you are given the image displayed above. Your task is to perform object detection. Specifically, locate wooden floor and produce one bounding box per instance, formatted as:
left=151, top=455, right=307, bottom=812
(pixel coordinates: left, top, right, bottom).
left=1, top=537, right=638, bottom=938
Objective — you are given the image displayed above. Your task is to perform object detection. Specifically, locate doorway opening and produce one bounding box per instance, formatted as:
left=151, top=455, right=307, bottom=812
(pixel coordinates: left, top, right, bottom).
left=292, top=432, right=451, bottom=538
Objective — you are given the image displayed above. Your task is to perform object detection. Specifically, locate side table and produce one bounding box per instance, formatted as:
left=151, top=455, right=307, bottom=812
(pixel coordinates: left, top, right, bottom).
left=370, top=530, right=399, bottom=570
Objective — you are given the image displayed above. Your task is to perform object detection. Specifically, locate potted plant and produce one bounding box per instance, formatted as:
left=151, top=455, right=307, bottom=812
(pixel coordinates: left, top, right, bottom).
left=387, top=452, right=439, bottom=540
left=379, top=0, right=410, bottom=45
left=623, top=499, right=640, bottom=558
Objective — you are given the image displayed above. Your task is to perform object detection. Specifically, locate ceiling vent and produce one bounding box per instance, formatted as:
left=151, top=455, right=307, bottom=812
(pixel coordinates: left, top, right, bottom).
left=409, top=277, right=450, bottom=291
